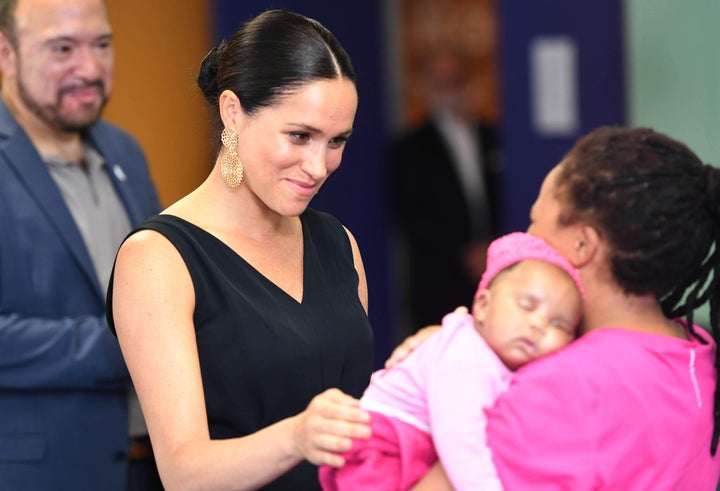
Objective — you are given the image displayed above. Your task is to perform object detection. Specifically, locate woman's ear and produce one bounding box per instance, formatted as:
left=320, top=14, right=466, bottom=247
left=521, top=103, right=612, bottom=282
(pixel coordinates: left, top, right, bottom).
left=573, top=225, right=600, bottom=268
left=219, top=89, right=242, bottom=129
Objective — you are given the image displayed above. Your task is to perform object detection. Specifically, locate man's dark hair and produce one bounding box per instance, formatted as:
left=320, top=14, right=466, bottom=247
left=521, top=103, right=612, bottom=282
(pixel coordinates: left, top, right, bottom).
left=0, top=0, right=18, bottom=45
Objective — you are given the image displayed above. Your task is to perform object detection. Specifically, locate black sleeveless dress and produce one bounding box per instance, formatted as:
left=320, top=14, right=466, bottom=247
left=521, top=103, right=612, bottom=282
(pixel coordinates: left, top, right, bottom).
left=107, top=209, right=374, bottom=490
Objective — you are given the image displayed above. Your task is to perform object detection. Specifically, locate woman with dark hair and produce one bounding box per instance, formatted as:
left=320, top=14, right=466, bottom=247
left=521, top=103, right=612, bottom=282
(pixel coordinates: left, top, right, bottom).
left=403, top=126, right=720, bottom=489
left=107, top=10, right=373, bottom=490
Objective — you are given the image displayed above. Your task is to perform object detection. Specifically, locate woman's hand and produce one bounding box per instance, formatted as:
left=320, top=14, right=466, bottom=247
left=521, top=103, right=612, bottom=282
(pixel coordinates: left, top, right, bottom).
left=384, top=325, right=441, bottom=369
left=290, top=388, right=371, bottom=467
left=385, top=306, right=469, bottom=369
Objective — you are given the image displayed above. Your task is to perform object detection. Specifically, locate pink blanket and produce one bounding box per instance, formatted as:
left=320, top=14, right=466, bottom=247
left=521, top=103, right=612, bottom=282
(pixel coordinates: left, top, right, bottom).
left=318, top=411, right=437, bottom=490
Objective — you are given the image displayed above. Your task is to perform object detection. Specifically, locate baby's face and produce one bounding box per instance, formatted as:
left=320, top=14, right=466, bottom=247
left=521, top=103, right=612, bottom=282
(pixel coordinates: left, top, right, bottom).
left=473, top=260, right=583, bottom=370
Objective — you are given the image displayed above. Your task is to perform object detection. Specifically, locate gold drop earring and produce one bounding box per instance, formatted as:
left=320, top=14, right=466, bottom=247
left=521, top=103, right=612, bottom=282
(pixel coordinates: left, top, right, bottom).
left=220, top=127, right=243, bottom=188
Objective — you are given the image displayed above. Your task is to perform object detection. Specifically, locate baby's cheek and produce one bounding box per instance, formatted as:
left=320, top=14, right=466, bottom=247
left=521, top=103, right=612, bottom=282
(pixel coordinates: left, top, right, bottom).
left=541, top=332, right=573, bottom=356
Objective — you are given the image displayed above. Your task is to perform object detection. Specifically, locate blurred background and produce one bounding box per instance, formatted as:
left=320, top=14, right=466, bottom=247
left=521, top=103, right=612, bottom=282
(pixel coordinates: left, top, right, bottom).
left=104, top=0, right=720, bottom=366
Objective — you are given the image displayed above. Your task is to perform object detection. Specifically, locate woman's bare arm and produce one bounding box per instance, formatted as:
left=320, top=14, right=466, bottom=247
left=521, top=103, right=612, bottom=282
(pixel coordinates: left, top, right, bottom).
left=412, top=462, right=454, bottom=490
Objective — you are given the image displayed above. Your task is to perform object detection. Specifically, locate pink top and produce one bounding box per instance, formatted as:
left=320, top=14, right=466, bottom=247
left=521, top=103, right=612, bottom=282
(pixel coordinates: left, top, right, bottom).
left=487, top=325, right=720, bottom=490
left=361, top=312, right=513, bottom=490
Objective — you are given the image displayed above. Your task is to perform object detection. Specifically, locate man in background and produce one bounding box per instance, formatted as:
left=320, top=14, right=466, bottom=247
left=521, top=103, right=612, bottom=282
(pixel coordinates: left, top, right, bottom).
left=0, top=0, right=162, bottom=488
left=393, top=48, right=504, bottom=334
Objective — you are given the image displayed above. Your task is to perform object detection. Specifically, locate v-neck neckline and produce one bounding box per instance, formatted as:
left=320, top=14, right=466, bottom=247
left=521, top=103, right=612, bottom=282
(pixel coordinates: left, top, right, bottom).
left=156, top=213, right=308, bottom=305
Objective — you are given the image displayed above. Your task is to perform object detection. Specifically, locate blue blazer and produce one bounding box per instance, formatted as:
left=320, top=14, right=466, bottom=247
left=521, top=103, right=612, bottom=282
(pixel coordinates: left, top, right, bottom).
left=0, top=99, right=161, bottom=490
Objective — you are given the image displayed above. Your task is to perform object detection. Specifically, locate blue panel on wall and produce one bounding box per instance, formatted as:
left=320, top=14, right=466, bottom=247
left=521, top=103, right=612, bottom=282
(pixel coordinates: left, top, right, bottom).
left=498, top=0, right=625, bottom=232
left=211, top=1, right=393, bottom=365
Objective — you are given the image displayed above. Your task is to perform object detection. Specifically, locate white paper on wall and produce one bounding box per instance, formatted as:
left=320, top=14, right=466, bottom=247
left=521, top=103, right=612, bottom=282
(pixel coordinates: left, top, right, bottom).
left=529, top=37, right=579, bottom=136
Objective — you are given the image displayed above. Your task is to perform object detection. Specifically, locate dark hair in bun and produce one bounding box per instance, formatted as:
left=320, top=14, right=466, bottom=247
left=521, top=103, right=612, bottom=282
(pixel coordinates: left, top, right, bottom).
left=196, top=9, right=355, bottom=135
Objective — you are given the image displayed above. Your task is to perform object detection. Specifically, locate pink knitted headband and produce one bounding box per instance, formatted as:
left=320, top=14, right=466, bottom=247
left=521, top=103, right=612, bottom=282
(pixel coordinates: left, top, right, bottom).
left=475, top=232, right=585, bottom=300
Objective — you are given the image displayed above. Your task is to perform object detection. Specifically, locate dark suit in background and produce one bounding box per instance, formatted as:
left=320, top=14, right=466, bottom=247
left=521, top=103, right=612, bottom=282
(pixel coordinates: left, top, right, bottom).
left=393, top=117, right=503, bottom=333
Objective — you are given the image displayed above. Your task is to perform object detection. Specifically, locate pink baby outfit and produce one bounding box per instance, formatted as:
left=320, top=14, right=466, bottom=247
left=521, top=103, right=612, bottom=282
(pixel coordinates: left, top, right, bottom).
left=319, top=312, right=512, bottom=490
left=487, top=324, right=720, bottom=490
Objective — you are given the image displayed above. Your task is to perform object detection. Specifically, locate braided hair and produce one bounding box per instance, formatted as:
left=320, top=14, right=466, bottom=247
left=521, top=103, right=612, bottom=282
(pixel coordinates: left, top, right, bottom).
left=555, top=126, right=720, bottom=455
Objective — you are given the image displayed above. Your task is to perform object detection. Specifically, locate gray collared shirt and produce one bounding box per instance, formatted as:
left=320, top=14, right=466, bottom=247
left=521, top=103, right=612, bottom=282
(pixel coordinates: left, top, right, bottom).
left=45, top=143, right=147, bottom=437
left=44, top=143, right=132, bottom=297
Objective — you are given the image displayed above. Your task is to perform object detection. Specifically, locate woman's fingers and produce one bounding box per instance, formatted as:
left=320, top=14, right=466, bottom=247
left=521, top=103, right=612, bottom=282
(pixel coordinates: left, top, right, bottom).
left=293, top=389, right=371, bottom=466
left=385, top=325, right=442, bottom=369
left=453, top=305, right=469, bottom=314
